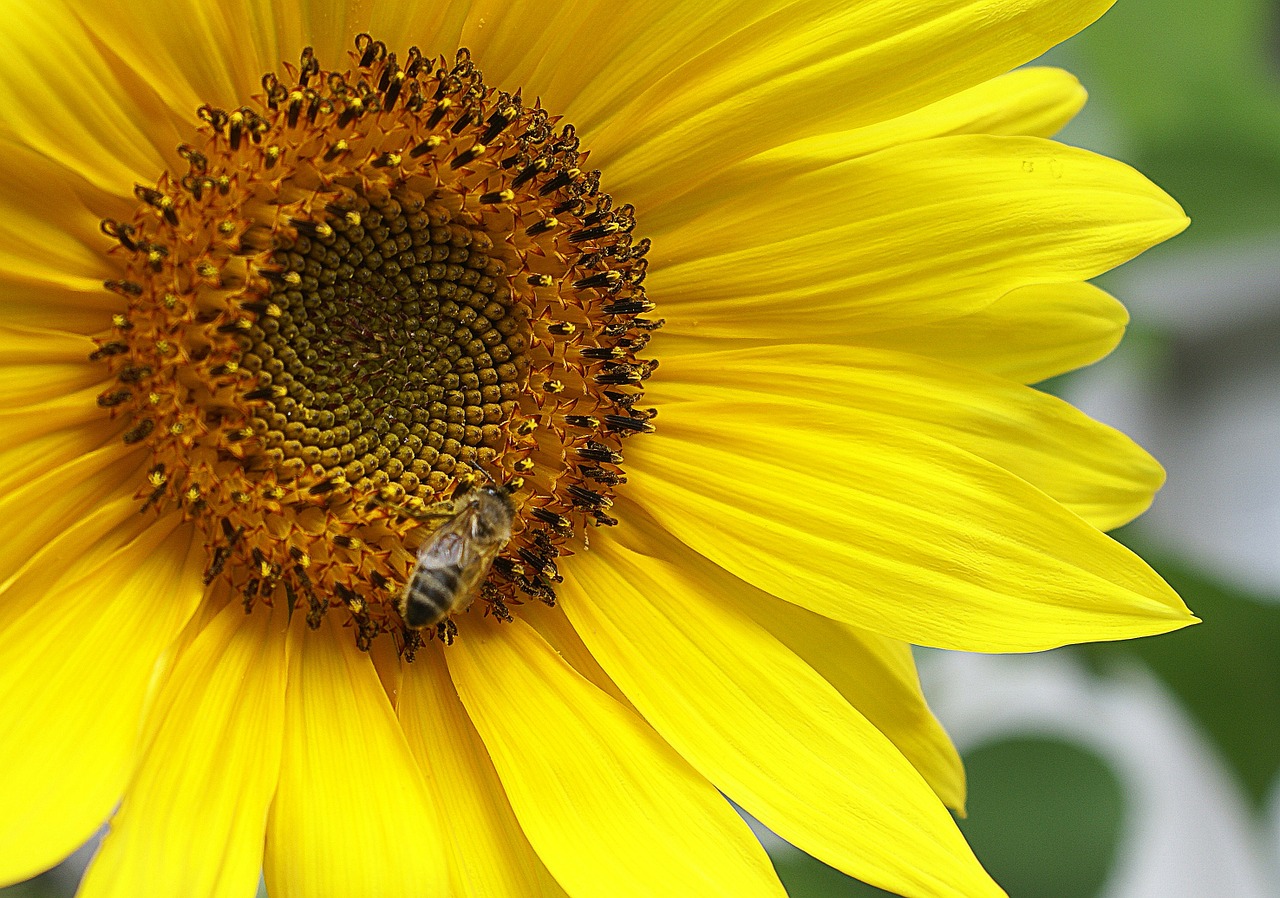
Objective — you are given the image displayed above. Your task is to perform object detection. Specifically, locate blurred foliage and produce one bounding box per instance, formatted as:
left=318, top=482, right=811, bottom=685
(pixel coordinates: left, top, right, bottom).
left=773, top=849, right=891, bottom=897
left=776, top=740, right=1125, bottom=898
left=0, top=875, right=65, bottom=898
left=1053, top=0, right=1280, bottom=242
left=957, top=740, right=1125, bottom=898
left=1083, top=533, right=1280, bottom=806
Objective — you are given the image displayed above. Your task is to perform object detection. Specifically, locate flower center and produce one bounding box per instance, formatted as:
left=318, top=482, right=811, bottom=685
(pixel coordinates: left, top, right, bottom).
left=92, top=37, right=659, bottom=654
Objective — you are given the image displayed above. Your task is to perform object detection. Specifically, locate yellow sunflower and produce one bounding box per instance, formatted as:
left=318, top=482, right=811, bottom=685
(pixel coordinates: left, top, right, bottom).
left=0, top=1, right=1194, bottom=896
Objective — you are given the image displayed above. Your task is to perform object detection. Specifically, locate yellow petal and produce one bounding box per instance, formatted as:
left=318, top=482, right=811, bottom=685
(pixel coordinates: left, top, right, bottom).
left=0, top=442, right=143, bottom=588
left=448, top=615, right=787, bottom=898
left=0, top=4, right=179, bottom=194
left=264, top=614, right=447, bottom=898
left=654, top=345, right=1164, bottom=531
left=562, top=528, right=1001, bottom=898
left=593, top=0, right=1116, bottom=207
left=844, top=65, right=1088, bottom=147
left=0, top=518, right=203, bottom=885
left=519, top=596, right=635, bottom=710
left=0, top=416, right=118, bottom=504
left=646, top=66, right=1086, bottom=235
left=0, top=488, right=145, bottom=610
left=78, top=600, right=290, bottom=898
left=0, top=140, right=125, bottom=334
left=0, top=325, right=97, bottom=364
left=730, top=580, right=968, bottom=814
left=0, top=332, right=105, bottom=406
left=400, top=646, right=570, bottom=898
left=73, top=0, right=359, bottom=114
left=626, top=396, right=1195, bottom=652
left=653, top=135, right=1186, bottom=340
left=856, top=281, right=1131, bottom=383
left=0, top=388, right=108, bottom=467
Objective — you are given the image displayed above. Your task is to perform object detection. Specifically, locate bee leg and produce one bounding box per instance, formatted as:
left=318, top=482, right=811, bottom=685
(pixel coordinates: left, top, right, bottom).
left=490, top=595, right=513, bottom=623
left=401, top=625, right=424, bottom=661
left=436, top=618, right=458, bottom=645
left=401, top=499, right=456, bottom=520
left=363, top=489, right=455, bottom=520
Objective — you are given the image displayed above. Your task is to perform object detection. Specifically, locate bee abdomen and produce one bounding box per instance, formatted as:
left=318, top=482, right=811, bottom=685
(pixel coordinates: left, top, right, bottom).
left=402, top=564, right=463, bottom=628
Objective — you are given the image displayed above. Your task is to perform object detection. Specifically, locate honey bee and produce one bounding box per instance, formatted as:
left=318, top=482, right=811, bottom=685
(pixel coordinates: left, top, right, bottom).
left=400, top=481, right=516, bottom=636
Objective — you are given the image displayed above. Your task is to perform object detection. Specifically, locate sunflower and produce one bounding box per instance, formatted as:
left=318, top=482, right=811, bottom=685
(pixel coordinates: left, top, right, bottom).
left=0, top=1, right=1194, bottom=896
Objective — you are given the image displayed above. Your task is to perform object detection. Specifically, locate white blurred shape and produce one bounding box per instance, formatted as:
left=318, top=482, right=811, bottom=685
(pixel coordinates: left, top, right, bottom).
left=1064, top=233, right=1280, bottom=600
left=921, top=651, right=1276, bottom=898
left=1115, top=235, right=1280, bottom=339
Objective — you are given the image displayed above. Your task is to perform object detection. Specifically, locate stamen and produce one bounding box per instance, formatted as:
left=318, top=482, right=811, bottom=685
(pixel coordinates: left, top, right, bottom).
left=91, top=38, right=659, bottom=653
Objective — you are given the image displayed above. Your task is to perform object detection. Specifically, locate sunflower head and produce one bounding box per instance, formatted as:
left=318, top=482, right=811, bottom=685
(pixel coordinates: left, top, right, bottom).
left=91, top=36, right=659, bottom=651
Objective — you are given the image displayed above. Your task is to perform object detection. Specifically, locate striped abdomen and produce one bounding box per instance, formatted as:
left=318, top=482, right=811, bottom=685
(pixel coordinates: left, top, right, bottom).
left=402, top=563, right=469, bottom=629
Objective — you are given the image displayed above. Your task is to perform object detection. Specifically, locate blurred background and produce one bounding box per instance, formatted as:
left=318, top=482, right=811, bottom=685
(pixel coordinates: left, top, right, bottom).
left=7, top=0, right=1278, bottom=896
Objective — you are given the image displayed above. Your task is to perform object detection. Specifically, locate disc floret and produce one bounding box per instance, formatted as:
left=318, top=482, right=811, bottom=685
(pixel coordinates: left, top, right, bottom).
left=92, top=37, right=659, bottom=653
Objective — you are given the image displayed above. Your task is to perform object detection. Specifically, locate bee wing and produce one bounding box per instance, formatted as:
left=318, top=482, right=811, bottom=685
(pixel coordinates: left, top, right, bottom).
left=415, top=510, right=475, bottom=567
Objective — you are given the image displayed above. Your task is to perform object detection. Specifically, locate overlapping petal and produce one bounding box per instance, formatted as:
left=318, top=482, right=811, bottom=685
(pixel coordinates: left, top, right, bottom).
left=400, top=647, right=569, bottom=898
left=626, top=392, right=1194, bottom=652
left=855, top=281, right=1131, bottom=383
left=0, top=444, right=144, bottom=587
left=264, top=615, right=447, bottom=898
left=562, top=527, right=998, bottom=898
left=586, top=0, right=1117, bottom=205
left=0, top=398, right=119, bottom=503
left=0, top=326, right=106, bottom=405
left=652, top=344, right=1164, bottom=530
left=0, top=141, right=126, bottom=334
left=448, top=616, right=787, bottom=898
left=652, top=136, right=1186, bottom=343
left=727, top=572, right=968, bottom=813
left=0, top=4, right=181, bottom=192
left=78, top=600, right=291, bottom=898
left=0, top=518, right=203, bottom=885
left=645, top=66, right=1086, bottom=232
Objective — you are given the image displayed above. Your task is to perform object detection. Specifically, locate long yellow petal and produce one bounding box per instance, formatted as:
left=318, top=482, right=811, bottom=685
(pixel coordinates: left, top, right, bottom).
left=565, top=503, right=964, bottom=811
left=652, top=135, right=1185, bottom=340
left=0, top=518, right=203, bottom=886
left=0, top=3, right=178, bottom=193
left=400, top=647, right=570, bottom=898
left=448, top=615, right=787, bottom=898
left=592, top=0, right=1116, bottom=206
left=71, top=0, right=337, bottom=113
left=625, top=398, right=1195, bottom=652
left=843, top=65, right=1087, bottom=147
left=264, top=614, right=447, bottom=898
left=78, top=600, right=290, bottom=898
left=728, top=575, right=968, bottom=814
left=855, top=281, right=1130, bottom=384
left=0, top=388, right=109, bottom=467
left=562, top=530, right=1001, bottom=898
left=0, top=353, right=104, bottom=407
left=645, top=66, right=1086, bottom=233
left=0, top=419, right=118, bottom=504
left=0, top=443, right=143, bottom=588
left=653, top=345, right=1163, bottom=531
left=519, top=596, right=636, bottom=710
left=0, top=141, right=125, bottom=334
